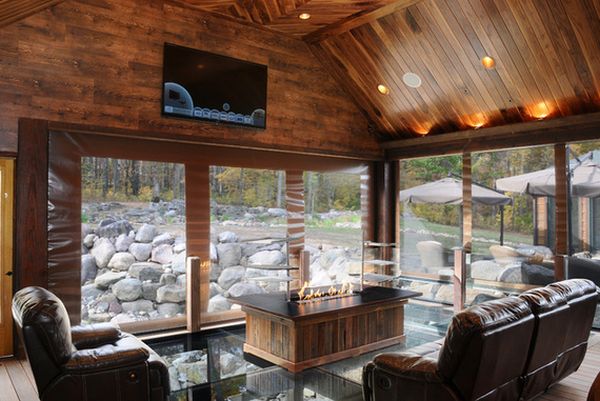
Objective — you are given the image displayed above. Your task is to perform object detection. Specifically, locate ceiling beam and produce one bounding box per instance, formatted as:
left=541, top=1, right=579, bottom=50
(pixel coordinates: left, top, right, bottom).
left=382, top=112, right=600, bottom=159
left=0, top=0, right=63, bottom=28
left=303, top=0, right=422, bottom=43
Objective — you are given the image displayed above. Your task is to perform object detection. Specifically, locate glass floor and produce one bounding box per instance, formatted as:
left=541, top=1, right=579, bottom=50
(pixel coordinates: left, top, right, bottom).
left=145, top=302, right=453, bottom=401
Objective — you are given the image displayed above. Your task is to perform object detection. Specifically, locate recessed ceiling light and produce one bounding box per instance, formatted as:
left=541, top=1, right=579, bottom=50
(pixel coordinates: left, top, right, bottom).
left=466, top=113, right=486, bottom=129
left=530, top=101, right=551, bottom=119
left=402, top=72, right=422, bottom=88
left=377, top=84, right=390, bottom=95
left=299, top=13, right=311, bottom=20
left=482, top=56, right=495, bottom=69
left=413, top=123, right=431, bottom=136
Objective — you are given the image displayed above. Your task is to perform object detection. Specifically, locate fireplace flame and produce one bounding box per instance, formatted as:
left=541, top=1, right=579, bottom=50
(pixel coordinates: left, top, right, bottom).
left=297, top=281, right=355, bottom=302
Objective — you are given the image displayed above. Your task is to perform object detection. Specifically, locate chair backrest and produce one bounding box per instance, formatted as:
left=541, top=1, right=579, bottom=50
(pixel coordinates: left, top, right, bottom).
left=416, top=240, right=445, bottom=268
left=437, top=297, right=535, bottom=401
left=12, top=286, right=76, bottom=394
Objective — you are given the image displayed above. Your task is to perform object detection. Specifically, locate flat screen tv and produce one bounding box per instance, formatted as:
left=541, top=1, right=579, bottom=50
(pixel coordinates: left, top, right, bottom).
left=162, top=43, right=268, bottom=129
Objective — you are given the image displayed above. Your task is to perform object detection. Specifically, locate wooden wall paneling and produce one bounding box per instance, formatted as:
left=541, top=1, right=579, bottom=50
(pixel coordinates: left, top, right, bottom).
left=0, top=0, right=379, bottom=158
left=15, top=119, right=48, bottom=291
left=554, top=143, right=568, bottom=281
left=535, top=197, right=548, bottom=247
left=0, top=0, right=63, bottom=28
left=361, top=163, right=376, bottom=242
left=0, top=158, right=14, bottom=356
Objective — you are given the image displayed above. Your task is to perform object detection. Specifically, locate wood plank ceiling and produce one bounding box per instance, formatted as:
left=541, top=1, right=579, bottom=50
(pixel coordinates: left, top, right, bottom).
left=177, top=0, right=600, bottom=141
left=0, top=0, right=63, bottom=28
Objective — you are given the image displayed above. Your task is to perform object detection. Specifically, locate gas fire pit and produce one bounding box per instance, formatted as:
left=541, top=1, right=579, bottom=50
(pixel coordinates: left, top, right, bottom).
left=229, top=286, right=421, bottom=372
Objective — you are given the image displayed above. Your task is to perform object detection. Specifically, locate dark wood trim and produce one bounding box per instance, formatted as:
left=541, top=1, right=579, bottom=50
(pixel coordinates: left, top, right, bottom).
left=15, top=119, right=49, bottom=291
left=383, top=112, right=600, bottom=159
left=303, top=0, right=421, bottom=44
left=554, top=144, right=568, bottom=281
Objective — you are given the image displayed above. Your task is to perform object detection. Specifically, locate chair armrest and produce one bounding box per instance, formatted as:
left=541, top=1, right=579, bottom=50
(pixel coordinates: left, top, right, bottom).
left=65, top=343, right=149, bottom=372
left=71, top=323, right=121, bottom=349
left=373, top=352, right=442, bottom=383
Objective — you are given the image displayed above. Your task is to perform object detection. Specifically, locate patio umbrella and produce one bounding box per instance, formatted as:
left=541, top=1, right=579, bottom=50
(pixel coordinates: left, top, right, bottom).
left=399, top=177, right=512, bottom=244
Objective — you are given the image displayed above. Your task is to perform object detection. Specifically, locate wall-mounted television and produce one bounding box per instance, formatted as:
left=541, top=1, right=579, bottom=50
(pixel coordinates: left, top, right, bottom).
left=162, top=43, right=268, bottom=129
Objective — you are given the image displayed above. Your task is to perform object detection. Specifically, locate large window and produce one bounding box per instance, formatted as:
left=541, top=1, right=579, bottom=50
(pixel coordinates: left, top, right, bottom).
left=80, top=158, right=186, bottom=329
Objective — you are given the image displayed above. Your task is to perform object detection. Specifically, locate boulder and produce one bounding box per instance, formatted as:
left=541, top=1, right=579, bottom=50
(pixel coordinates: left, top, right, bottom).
left=210, top=264, right=224, bottom=282
left=319, top=249, right=346, bottom=269
left=267, top=208, right=287, bottom=217
left=471, top=260, right=501, bottom=281
left=217, top=266, right=245, bottom=290
left=217, top=243, right=242, bottom=267
left=83, top=234, right=97, bottom=248
left=218, top=231, right=239, bottom=243
left=173, top=243, right=186, bottom=254
left=110, top=313, right=136, bottom=325
left=128, top=243, right=153, bottom=261
left=171, top=252, right=187, bottom=275
left=112, top=278, right=143, bottom=301
left=94, top=271, right=127, bottom=289
left=248, top=250, right=285, bottom=266
left=129, top=262, right=164, bottom=282
left=81, top=254, right=97, bottom=285
left=157, top=303, right=182, bottom=317
left=160, top=273, right=177, bottom=285
left=152, top=244, right=174, bottom=264
left=157, top=284, right=186, bottom=303
left=521, top=262, right=554, bottom=285
left=210, top=242, right=218, bottom=262
left=96, top=220, right=133, bottom=238
left=176, top=274, right=186, bottom=288
left=152, top=232, right=175, bottom=247
left=208, top=295, right=231, bottom=313
left=90, top=238, right=116, bottom=269
left=227, top=283, right=265, bottom=298
left=210, top=282, right=224, bottom=298
left=135, top=224, right=156, bottom=243
left=328, top=257, right=349, bottom=281
left=107, top=252, right=135, bottom=271
left=498, top=265, right=523, bottom=283
left=115, top=234, right=134, bottom=252
left=309, top=265, right=332, bottom=287
left=121, top=299, right=154, bottom=314
left=142, top=282, right=162, bottom=301
left=82, top=283, right=104, bottom=300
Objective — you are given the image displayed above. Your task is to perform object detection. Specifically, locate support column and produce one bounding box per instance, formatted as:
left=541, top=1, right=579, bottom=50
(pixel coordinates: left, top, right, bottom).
left=286, top=170, right=305, bottom=288
left=554, top=144, right=568, bottom=281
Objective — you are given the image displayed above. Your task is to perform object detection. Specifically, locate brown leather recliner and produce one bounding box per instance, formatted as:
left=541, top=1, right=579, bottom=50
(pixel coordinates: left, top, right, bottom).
left=363, top=279, right=599, bottom=401
left=12, top=286, right=170, bottom=401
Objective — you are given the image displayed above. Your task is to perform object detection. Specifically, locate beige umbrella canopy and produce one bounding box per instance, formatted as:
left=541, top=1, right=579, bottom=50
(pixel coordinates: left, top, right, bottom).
left=399, top=177, right=512, bottom=206
left=496, top=160, right=600, bottom=198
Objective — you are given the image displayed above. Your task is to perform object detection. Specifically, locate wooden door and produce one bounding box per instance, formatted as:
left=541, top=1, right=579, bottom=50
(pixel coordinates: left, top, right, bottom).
left=0, top=158, right=14, bottom=356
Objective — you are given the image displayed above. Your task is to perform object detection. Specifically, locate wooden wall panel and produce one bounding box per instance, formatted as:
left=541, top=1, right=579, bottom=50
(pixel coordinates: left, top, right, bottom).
left=0, top=0, right=379, bottom=158
left=0, top=0, right=63, bottom=28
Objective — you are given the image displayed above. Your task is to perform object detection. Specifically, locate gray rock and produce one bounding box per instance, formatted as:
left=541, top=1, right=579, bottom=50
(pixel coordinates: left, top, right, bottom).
left=94, top=271, right=127, bottom=289
left=81, top=223, right=93, bottom=237
left=90, top=238, right=116, bottom=269
left=210, top=282, right=224, bottom=298
left=142, top=282, right=162, bottom=301
left=160, top=273, right=177, bottom=285
left=157, top=303, right=182, bottom=317
left=108, top=252, right=135, bottom=271
left=96, top=220, right=134, bottom=238
left=217, top=243, right=242, bottom=267
left=172, top=252, right=187, bottom=275
left=129, top=262, right=164, bottom=282
left=81, top=254, right=97, bottom=285
left=241, top=243, right=261, bottom=257
left=267, top=208, right=287, bottom=217
left=227, top=282, right=265, bottom=298
left=210, top=242, right=218, bottom=261
left=121, top=299, right=155, bottom=314
left=207, top=295, right=231, bottom=312
left=128, top=242, right=153, bottom=261
left=173, top=243, right=186, bottom=254
left=210, top=264, right=224, bottom=282
left=112, top=278, right=143, bottom=301
left=152, top=233, right=174, bottom=247
left=82, top=283, right=104, bottom=299
left=152, top=244, right=174, bottom=264
left=319, top=249, right=346, bottom=269
left=115, top=234, right=134, bottom=252
left=218, top=231, right=239, bottom=243
left=157, top=284, right=186, bottom=303
left=217, top=266, right=245, bottom=290
left=248, top=250, right=285, bottom=266
left=83, top=234, right=97, bottom=248
left=135, top=224, right=156, bottom=243
left=176, top=274, right=186, bottom=288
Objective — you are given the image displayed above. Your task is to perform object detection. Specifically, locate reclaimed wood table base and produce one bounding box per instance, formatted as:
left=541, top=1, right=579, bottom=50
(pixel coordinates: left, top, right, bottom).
left=230, top=286, right=421, bottom=372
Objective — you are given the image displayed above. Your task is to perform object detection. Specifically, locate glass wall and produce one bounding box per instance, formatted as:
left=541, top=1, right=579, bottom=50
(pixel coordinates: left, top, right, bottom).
left=470, top=146, right=555, bottom=304
left=80, top=158, right=186, bottom=328
left=398, top=155, right=461, bottom=305
left=303, top=170, right=363, bottom=287
left=207, top=167, right=288, bottom=320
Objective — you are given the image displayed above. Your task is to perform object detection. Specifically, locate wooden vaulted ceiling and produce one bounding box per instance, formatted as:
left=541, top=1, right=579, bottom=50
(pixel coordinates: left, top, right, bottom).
left=0, top=0, right=63, bottom=28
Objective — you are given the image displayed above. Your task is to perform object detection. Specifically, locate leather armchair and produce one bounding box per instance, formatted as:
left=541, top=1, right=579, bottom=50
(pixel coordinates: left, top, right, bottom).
left=12, top=286, right=170, bottom=401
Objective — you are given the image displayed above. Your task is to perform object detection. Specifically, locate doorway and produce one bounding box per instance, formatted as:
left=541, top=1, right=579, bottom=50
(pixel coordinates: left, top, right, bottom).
left=0, top=158, right=14, bottom=356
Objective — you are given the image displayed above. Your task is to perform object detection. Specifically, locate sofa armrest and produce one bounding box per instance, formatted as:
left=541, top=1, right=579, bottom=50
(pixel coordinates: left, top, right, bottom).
left=65, top=342, right=149, bottom=372
left=72, top=323, right=122, bottom=349
left=373, top=352, right=442, bottom=383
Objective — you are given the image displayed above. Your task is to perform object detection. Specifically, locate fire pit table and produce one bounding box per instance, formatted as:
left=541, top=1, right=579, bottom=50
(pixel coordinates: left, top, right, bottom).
left=229, top=286, right=421, bottom=372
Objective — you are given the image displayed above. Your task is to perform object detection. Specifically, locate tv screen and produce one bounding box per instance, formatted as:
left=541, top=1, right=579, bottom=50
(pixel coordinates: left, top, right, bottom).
left=162, top=43, right=268, bottom=129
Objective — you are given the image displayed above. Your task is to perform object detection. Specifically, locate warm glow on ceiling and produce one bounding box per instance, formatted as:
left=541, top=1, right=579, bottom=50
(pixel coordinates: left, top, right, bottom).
left=377, top=84, right=390, bottom=95
left=481, top=56, right=495, bottom=69
left=529, top=101, right=552, bottom=119
left=465, top=113, right=486, bottom=129
left=299, top=13, right=311, bottom=20
left=413, top=122, right=432, bottom=136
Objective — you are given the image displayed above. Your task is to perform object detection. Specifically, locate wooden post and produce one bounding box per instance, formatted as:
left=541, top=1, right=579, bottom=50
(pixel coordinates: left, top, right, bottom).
left=453, top=248, right=466, bottom=313
left=299, top=250, right=310, bottom=288
left=462, top=153, right=473, bottom=253
left=186, top=256, right=202, bottom=332
left=554, top=144, right=568, bottom=281
left=286, top=170, right=305, bottom=262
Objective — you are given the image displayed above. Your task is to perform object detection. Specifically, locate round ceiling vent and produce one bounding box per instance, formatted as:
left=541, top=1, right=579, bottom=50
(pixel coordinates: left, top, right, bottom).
left=402, top=72, right=422, bottom=88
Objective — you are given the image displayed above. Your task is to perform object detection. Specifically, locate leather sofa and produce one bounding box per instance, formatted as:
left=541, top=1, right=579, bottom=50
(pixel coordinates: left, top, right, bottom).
left=363, top=279, right=598, bottom=401
left=12, top=286, right=170, bottom=401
